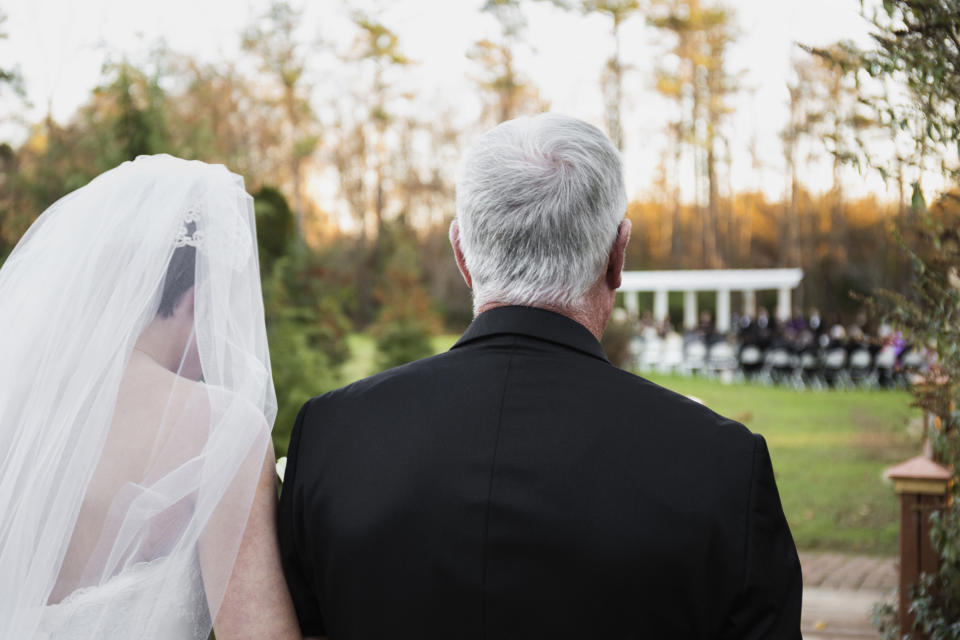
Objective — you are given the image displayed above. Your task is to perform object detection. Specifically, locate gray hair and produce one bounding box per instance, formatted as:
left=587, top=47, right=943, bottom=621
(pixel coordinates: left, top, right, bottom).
left=455, top=113, right=627, bottom=313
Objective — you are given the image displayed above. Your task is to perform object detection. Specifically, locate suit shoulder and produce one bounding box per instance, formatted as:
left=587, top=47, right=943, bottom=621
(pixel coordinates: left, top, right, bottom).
left=605, top=366, right=755, bottom=443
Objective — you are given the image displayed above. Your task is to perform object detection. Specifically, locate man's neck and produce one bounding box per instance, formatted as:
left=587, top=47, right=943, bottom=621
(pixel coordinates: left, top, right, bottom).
left=476, top=300, right=608, bottom=342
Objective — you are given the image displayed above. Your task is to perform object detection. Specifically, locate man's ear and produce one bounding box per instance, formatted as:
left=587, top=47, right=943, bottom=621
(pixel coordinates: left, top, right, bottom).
left=605, top=219, right=631, bottom=291
left=449, top=220, right=473, bottom=289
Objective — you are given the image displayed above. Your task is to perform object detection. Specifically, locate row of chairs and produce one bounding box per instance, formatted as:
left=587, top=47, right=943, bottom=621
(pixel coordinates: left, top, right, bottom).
left=630, top=335, right=927, bottom=389
left=632, top=335, right=737, bottom=378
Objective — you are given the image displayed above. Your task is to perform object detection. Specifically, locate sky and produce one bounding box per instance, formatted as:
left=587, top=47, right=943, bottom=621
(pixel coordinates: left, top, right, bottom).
left=1, top=0, right=921, bottom=204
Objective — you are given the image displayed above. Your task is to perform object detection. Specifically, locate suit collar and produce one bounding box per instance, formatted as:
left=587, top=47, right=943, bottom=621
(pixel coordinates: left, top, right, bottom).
left=452, top=305, right=610, bottom=363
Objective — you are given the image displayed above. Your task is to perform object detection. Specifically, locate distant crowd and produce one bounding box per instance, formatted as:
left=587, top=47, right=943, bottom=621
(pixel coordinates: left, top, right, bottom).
left=629, top=307, right=930, bottom=389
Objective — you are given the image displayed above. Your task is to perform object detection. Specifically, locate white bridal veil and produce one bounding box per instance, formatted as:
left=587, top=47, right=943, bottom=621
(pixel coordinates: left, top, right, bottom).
left=0, top=155, right=276, bottom=639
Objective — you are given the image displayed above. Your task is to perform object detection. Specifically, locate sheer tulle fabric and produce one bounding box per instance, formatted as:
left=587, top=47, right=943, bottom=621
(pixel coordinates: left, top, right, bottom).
left=0, top=155, right=276, bottom=639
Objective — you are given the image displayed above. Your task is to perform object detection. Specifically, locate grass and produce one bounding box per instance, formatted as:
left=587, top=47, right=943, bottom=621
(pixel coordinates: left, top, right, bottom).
left=342, top=334, right=921, bottom=555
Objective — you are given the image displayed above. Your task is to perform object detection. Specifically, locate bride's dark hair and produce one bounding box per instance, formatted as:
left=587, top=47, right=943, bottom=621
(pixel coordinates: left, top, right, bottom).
left=158, top=243, right=196, bottom=318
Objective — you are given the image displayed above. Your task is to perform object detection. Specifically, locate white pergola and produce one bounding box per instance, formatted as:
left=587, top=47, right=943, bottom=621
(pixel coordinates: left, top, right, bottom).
left=619, top=268, right=804, bottom=333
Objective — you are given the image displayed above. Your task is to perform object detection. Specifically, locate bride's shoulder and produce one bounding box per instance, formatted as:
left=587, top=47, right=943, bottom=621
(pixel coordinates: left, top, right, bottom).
left=156, top=382, right=270, bottom=460
left=121, top=353, right=270, bottom=439
left=194, top=384, right=271, bottom=431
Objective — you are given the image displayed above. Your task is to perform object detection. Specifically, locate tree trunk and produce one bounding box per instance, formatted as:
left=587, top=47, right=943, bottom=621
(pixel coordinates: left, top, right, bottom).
left=605, top=23, right=624, bottom=152
left=831, top=147, right=847, bottom=262
left=706, top=143, right=719, bottom=267
left=670, top=126, right=684, bottom=264
left=692, top=64, right=704, bottom=268
left=284, top=84, right=304, bottom=239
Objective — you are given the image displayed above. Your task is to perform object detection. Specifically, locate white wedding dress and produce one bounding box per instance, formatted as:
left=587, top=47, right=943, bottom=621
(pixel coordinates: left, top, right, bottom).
left=38, top=553, right=204, bottom=640
left=0, top=155, right=276, bottom=640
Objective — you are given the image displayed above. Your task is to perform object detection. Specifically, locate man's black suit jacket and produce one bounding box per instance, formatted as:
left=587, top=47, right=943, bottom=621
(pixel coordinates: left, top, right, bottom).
left=278, top=306, right=803, bottom=639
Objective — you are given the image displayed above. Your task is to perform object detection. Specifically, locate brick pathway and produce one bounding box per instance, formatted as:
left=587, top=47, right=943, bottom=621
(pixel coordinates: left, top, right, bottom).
left=799, top=552, right=897, bottom=640
left=800, top=552, right=898, bottom=591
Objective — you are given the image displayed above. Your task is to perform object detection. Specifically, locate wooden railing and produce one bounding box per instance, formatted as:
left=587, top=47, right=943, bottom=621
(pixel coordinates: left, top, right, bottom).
left=886, top=452, right=953, bottom=636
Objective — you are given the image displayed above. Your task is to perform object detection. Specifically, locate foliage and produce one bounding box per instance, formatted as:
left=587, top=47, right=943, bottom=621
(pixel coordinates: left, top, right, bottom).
left=253, top=187, right=352, bottom=453
left=417, top=225, right=474, bottom=331
left=866, top=200, right=960, bottom=639
left=469, top=0, right=550, bottom=126
left=1, top=61, right=169, bottom=253
left=372, top=217, right=442, bottom=370
left=625, top=189, right=905, bottom=315
left=104, top=62, right=168, bottom=161
left=858, top=0, right=960, bottom=187
left=600, top=309, right=636, bottom=369
left=255, top=187, right=341, bottom=454
left=254, top=185, right=297, bottom=271
left=543, top=0, right=642, bottom=150
left=581, top=0, right=642, bottom=151
left=648, top=0, right=739, bottom=267
left=467, top=39, right=549, bottom=125
left=832, top=2, right=960, bottom=635
left=327, top=12, right=419, bottom=325
left=0, top=11, right=24, bottom=103
left=159, top=53, right=287, bottom=188
left=3, top=0, right=932, bottom=333
left=373, top=320, right=435, bottom=371
left=263, top=248, right=348, bottom=456
left=241, top=1, right=319, bottom=235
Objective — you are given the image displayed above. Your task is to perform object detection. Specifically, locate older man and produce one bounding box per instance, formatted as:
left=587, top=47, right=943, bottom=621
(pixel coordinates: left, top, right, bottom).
left=278, top=114, right=802, bottom=639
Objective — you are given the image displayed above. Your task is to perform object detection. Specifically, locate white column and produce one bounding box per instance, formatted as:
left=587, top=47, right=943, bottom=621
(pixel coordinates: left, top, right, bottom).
left=624, top=290, right=640, bottom=318
left=777, top=286, right=791, bottom=322
left=716, top=288, right=731, bottom=333
left=683, top=290, right=697, bottom=330
left=743, top=289, right=757, bottom=317
left=654, top=289, right=669, bottom=325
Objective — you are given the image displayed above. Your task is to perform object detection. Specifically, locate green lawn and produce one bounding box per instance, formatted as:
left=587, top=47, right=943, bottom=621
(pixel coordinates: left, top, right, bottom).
left=342, top=334, right=921, bottom=555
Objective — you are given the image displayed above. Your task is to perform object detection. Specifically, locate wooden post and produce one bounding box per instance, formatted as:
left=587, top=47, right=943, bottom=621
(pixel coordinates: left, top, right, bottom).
left=886, top=455, right=953, bottom=636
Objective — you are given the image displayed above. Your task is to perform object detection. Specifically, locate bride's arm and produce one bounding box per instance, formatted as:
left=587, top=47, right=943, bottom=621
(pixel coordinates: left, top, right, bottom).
left=213, top=445, right=303, bottom=640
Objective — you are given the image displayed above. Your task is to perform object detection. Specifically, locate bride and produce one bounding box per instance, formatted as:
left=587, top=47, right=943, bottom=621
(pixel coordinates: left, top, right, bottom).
left=0, top=155, right=302, bottom=639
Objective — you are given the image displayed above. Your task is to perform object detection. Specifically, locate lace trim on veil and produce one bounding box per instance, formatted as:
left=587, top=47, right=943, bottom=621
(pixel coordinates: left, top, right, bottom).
left=173, top=202, right=204, bottom=249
